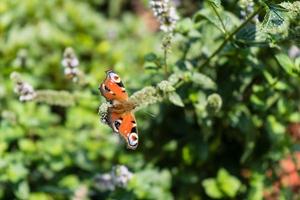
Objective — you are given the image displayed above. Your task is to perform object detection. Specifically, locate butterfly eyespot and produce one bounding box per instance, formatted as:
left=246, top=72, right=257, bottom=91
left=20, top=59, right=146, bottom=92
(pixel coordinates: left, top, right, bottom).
left=128, top=133, right=138, bottom=148
left=112, top=119, right=122, bottom=132
left=109, top=72, right=121, bottom=83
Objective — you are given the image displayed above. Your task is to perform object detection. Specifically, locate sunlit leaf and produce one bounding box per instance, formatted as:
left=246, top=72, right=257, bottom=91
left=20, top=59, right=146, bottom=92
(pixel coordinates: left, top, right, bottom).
left=168, top=92, right=184, bottom=107
left=275, top=53, right=298, bottom=76
left=191, top=72, right=216, bottom=90
left=202, top=178, right=223, bottom=199
left=217, top=168, right=241, bottom=198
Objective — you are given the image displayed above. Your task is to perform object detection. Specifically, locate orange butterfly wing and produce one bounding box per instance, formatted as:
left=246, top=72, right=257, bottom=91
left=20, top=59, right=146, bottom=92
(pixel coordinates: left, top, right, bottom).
left=99, top=70, right=128, bottom=102
left=109, top=111, right=138, bottom=150
left=99, top=70, right=139, bottom=150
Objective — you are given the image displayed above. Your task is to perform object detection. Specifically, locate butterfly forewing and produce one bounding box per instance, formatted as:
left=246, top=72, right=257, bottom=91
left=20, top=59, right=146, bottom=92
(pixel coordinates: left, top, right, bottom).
left=99, top=70, right=129, bottom=102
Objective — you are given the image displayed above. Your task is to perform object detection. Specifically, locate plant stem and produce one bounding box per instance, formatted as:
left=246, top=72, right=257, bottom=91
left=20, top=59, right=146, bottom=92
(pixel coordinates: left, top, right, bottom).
left=198, top=7, right=262, bottom=70
left=164, top=48, right=168, bottom=77
left=35, top=90, right=75, bottom=106
left=162, top=33, right=172, bottom=77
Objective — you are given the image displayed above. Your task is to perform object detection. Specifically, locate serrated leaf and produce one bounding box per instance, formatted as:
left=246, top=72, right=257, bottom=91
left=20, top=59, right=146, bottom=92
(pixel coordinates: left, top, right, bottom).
left=202, top=178, right=223, bottom=199
left=168, top=92, right=184, bottom=107
left=194, top=8, right=240, bottom=32
left=260, top=5, right=289, bottom=38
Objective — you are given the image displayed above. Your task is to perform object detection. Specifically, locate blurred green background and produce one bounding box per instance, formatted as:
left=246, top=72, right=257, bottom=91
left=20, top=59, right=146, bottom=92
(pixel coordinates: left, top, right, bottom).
left=1, top=0, right=300, bottom=199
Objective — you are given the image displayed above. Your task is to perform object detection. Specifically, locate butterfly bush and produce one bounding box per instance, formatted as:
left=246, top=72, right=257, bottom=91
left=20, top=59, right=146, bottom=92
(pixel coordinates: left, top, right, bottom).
left=94, top=165, right=133, bottom=191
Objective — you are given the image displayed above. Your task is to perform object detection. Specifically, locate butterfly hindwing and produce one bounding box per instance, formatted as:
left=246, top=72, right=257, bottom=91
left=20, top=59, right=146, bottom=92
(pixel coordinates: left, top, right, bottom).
left=109, top=111, right=138, bottom=150
left=99, top=70, right=128, bottom=102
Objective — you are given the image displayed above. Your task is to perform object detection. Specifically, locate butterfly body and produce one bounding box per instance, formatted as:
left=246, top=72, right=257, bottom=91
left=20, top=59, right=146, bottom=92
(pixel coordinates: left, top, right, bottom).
left=99, top=70, right=138, bottom=150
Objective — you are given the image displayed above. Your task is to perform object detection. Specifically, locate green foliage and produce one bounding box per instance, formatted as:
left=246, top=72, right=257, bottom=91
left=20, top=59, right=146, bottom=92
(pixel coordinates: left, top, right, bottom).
left=202, top=168, right=242, bottom=199
left=1, top=0, right=300, bottom=199
left=129, top=168, right=172, bottom=200
left=275, top=53, right=300, bottom=76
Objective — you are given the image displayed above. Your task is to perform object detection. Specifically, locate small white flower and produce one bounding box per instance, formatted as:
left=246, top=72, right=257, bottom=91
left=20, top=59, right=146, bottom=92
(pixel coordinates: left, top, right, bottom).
left=15, top=82, right=36, bottom=101
left=62, top=47, right=79, bottom=79
left=150, top=0, right=179, bottom=33
left=64, top=67, right=78, bottom=76
left=94, top=165, right=133, bottom=191
left=111, top=165, right=133, bottom=187
left=61, top=57, right=79, bottom=68
left=94, top=173, right=115, bottom=191
left=157, top=80, right=175, bottom=92
left=98, top=102, right=111, bottom=124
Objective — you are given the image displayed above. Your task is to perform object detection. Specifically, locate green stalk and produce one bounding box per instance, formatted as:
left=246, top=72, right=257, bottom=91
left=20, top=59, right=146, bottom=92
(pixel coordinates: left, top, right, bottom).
left=198, top=7, right=262, bottom=69
left=164, top=48, right=168, bottom=77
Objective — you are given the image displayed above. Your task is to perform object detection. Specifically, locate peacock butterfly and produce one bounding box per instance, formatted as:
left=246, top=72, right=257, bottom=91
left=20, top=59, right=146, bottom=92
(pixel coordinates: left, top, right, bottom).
left=99, top=70, right=138, bottom=150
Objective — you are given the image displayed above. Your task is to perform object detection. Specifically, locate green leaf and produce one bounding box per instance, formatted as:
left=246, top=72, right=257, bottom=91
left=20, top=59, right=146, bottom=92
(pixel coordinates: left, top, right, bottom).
left=202, top=169, right=241, bottom=199
left=194, top=8, right=240, bottom=33
left=240, top=138, right=255, bottom=163
left=202, top=178, right=223, bottom=199
left=208, top=0, right=221, bottom=7
left=295, top=57, right=300, bottom=69
left=15, top=181, right=30, bottom=200
left=176, top=18, right=194, bottom=34
left=259, top=4, right=290, bottom=41
left=217, top=168, right=241, bottom=198
left=168, top=92, right=184, bottom=107
left=7, top=163, right=28, bottom=183
left=144, top=65, right=159, bottom=70
left=275, top=53, right=298, bottom=76
left=18, top=139, right=36, bottom=153
left=129, top=169, right=172, bottom=200
left=248, top=173, right=264, bottom=200
left=29, top=193, right=53, bottom=200
left=144, top=53, right=157, bottom=62
left=58, top=175, right=80, bottom=189
left=191, top=72, right=216, bottom=89
left=266, top=115, right=285, bottom=136
left=182, top=146, right=193, bottom=165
